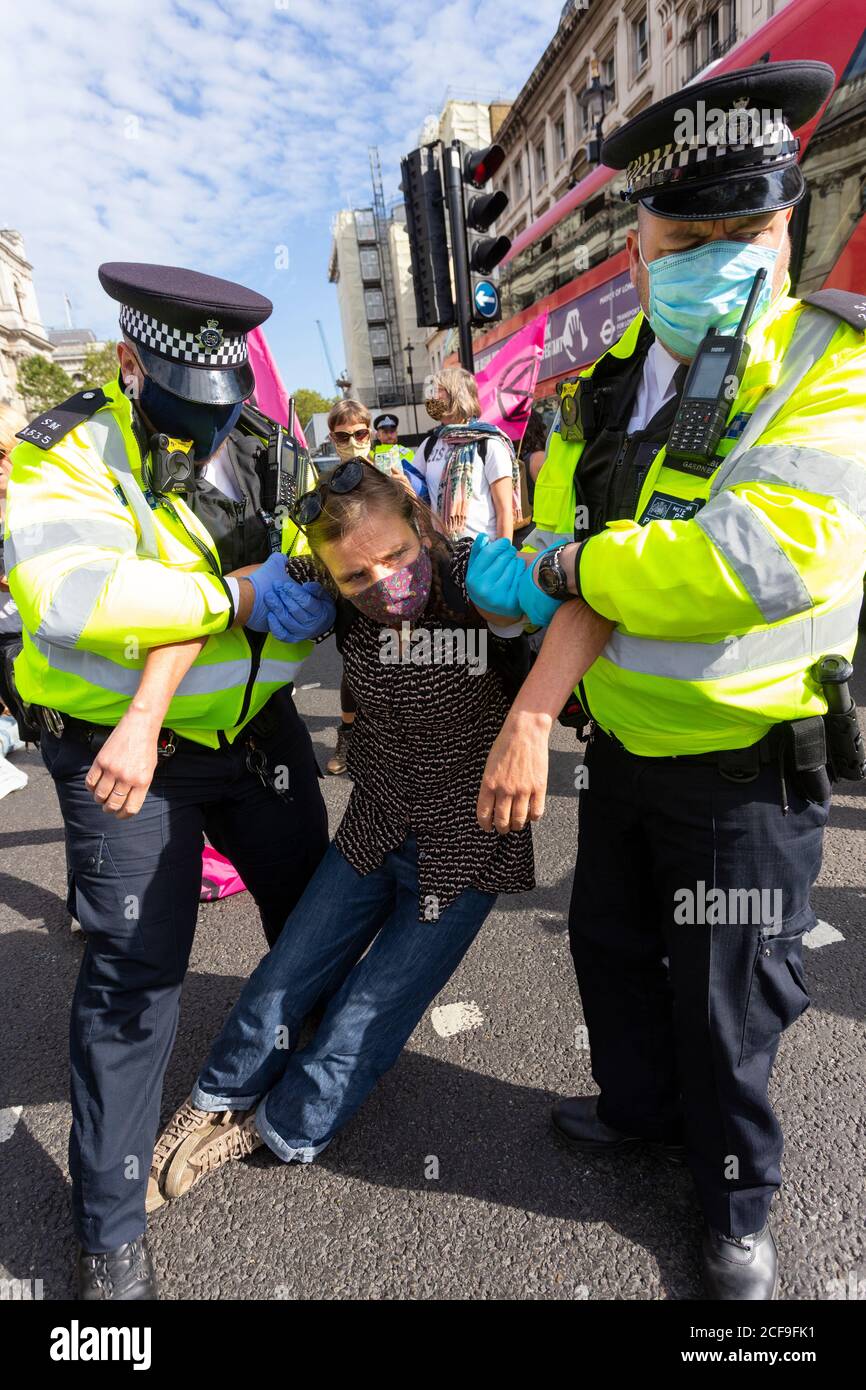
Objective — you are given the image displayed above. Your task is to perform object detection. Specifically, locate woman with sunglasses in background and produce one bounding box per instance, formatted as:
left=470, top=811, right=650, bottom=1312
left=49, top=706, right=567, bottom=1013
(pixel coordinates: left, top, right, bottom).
left=147, top=460, right=608, bottom=1206
left=325, top=398, right=406, bottom=775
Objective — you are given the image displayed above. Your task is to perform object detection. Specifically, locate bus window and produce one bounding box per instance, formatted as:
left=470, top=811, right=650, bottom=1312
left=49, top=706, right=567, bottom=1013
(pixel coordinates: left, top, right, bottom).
left=792, top=26, right=866, bottom=294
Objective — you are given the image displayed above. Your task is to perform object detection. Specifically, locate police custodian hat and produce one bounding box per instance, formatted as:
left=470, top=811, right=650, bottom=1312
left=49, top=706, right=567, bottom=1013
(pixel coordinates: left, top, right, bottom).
left=602, top=60, right=835, bottom=220
left=373, top=414, right=399, bottom=429
left=98, top=262, right=273, bottom=405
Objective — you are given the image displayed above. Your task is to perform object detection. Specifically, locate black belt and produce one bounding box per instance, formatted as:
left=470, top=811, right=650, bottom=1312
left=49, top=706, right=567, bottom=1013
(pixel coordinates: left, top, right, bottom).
left=58, top=714, right=194, bottom=759
left=595, top=717, right=826, bottom=787
left=54, top=690, right=287, bottom=760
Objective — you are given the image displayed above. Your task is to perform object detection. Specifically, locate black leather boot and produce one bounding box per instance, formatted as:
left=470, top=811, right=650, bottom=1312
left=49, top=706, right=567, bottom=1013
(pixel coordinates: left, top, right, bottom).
left=77, top=1237, right=157, bottom=1300
left=551, top=1096, right=686, bottom=1164
left=701, top=1223, right=778, bottom=1300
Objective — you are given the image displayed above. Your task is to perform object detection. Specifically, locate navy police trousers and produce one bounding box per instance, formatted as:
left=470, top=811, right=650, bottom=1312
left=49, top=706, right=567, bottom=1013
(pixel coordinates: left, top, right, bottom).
left=42, top=693, right=328, bottom=1252
left=568, top=729, right=829, bottom=1238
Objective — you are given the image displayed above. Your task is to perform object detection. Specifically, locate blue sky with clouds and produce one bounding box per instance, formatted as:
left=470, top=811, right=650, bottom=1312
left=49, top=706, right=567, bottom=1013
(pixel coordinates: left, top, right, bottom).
left=2, top=0, right=565, bottom=397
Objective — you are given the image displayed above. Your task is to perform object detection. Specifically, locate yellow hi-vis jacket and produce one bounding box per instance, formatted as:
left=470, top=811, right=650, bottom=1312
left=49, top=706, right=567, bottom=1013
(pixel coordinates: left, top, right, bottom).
left=4, top=379, right=313, bottom=748
left=523, top=283, right=866, bottom=756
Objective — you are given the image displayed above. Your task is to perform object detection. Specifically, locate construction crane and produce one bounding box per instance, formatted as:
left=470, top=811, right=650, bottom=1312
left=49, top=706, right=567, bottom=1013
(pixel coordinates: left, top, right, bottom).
left=316, top=319, right=350, bottom=396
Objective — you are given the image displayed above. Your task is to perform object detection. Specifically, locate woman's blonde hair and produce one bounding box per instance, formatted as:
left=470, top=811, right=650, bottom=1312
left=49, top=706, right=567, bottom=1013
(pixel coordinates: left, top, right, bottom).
left=431, top=366, right=480, bottom=423
left=0, top=403, right=27, bottom=458
left=327, top=397, right=372, bottom=432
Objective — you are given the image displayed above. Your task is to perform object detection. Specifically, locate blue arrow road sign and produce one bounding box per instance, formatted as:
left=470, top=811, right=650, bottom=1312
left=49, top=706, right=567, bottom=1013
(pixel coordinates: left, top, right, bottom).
left=473, top=279, right=499, bottom=318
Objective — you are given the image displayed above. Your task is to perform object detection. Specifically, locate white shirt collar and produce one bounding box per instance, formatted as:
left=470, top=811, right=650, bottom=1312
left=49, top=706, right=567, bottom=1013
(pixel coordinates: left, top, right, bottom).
left=646, top=337, right=682, bottom=403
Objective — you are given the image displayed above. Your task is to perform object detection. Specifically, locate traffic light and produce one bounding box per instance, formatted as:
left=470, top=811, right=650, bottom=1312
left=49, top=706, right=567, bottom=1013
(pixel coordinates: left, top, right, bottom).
left=443, top=140, right=511, bottom=361
left=400, top=145, right=455, bottom=328
left=462, top=143, right=511, bottom=296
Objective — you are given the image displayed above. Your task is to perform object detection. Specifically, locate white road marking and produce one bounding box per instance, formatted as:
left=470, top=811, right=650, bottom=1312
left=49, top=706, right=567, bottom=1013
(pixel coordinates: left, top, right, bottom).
left=431, top=1001, right=484, bottom=1038
left=0, top=1106, right=23, bottom=1143
left=804, top=920, right=845, bottom=949
left=299, top=682, right=321, bottom=690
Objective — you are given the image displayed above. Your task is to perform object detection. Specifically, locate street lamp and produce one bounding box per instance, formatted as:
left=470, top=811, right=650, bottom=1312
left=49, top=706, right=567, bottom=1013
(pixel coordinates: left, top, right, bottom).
left=404, top=339, right=419, bottom=434
left=580, top=57, right=614, bottom=167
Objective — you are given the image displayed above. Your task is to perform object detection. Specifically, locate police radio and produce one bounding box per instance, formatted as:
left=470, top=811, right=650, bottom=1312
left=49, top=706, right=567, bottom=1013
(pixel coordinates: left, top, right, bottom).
left=666, top=268, right=767, bottom=476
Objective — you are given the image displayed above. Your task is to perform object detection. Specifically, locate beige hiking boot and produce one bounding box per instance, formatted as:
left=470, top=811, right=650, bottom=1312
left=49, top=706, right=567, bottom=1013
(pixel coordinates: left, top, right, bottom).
left=163, top=1109, right=263, bottom=1200
left=145, top=1174, right=166, bottom=1214
left=148, top=1098, right=223, bottom=1210
left=326, top=721, right=352, bottom=775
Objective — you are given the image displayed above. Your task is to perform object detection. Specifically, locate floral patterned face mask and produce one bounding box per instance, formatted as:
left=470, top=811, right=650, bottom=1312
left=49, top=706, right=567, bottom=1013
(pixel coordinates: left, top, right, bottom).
left=350, top=543, right=432, bottom=626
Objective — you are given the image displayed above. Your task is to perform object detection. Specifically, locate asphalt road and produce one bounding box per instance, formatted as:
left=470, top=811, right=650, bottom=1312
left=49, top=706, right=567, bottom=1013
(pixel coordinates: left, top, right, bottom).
left=1, top=641, right=864, bottom=1301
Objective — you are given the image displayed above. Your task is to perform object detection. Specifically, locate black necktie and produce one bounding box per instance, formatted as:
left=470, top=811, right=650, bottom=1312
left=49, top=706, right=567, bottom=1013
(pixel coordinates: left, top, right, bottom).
left=644, top=362, right=689, bottom=435
left=671, top=362, right=689, bottom=402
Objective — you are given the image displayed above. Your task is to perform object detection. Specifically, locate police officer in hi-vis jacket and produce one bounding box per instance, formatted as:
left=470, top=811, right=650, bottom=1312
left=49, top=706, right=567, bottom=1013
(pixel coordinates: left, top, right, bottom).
left=4, top=263, right=334, bottom=1299
left=466, top=61, right=866, bottom=1299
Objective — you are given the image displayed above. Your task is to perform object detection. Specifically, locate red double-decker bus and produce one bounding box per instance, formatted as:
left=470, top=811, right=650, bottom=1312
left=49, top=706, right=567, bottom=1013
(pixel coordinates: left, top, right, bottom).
left=467, top=0, right=866, bottom=409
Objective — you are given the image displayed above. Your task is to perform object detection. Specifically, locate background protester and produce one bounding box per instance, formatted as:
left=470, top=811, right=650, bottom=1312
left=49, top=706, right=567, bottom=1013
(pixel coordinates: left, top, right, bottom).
left=416, top=366, right=517, bottom=542
left=324, top=397, right=374, bottom=775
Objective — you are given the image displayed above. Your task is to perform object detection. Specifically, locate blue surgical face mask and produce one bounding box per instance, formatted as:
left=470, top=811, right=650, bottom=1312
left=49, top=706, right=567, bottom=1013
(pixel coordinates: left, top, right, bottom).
left=138, top=376, right=242, bottom=462
left=639, top=234, right=783, bottom=360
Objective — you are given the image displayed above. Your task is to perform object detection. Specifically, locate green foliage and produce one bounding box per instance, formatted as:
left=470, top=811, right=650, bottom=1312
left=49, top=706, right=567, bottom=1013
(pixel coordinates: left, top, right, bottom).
left=292, top=388, right=337, bottom=428
left=16, top=354, right=73, bottom=414
left=80, top=340, right=119, bottom=389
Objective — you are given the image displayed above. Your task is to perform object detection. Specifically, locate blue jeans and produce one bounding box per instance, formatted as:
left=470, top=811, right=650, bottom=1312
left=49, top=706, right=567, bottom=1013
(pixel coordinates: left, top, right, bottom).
left=192, top=834, right=496, bottom=1160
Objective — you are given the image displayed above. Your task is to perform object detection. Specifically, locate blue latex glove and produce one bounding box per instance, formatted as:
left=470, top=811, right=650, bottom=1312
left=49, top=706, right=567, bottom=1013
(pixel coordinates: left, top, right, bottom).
left=245, top=551, right=291, bottom=631
left=466, top=533, right=525, bottom=621
left=518, top=544, right=570, bottom=628
left=265, top=578, right=336, bottom=642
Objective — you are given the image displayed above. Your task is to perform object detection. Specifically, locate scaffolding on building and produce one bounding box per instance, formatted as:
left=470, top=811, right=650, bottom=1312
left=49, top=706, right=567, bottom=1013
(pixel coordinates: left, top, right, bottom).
left=347, top=147, right=407, bottom=410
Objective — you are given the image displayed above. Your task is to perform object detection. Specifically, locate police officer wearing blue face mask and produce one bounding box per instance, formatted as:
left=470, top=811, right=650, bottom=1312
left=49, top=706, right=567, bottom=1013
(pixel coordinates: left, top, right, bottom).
left=469, top=61, right=866, bottom=1301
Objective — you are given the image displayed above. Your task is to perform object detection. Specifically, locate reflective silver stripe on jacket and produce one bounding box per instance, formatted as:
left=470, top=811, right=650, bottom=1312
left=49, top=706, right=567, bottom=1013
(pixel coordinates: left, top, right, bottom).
left=83, top=414, right=160, bottom=559
left=711, top=305, right=842, bottom=488
left=34, top=562, right=118, bottom=648
left=601, top=593, right=861, bottom=681
left=695, top=491, right=812, bottom=623
left=3, top=518, right=136, bottom=572
left=521, top=526, right=572, bottom=551
left=711, top=443, right=866, bottom=525
left=258, top=657, right=307, bottom=684
left=30, top=635, right=250, bottom=696
left=693, top=306, right=861, bottom=624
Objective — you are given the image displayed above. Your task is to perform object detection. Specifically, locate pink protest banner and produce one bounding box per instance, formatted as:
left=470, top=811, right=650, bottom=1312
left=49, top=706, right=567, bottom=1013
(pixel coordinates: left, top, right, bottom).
left=247, top=326, right=307, bottom=448
left=475, top=311, right=548, bottom=443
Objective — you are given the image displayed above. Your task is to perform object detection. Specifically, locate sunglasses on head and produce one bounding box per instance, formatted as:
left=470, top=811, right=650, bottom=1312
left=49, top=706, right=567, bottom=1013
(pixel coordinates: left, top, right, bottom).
left=290, top=458, right=367, bottom=527
left=332, top=427, right=370, bottom=445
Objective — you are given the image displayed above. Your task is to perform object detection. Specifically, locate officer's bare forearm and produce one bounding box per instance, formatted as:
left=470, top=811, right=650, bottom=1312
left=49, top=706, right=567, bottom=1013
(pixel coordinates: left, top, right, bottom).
left=507, top=601, right=614, bottom=732
left=126, top=639, right=207, bottom=729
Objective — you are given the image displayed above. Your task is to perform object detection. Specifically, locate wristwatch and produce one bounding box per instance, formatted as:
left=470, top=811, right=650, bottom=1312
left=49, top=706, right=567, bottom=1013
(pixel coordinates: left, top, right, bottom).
left=536, top=543, right=571, bottom=599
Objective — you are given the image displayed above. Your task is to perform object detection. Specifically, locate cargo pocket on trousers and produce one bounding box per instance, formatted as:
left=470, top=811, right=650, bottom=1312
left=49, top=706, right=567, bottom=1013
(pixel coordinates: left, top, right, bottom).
left=739, top=923, right=811, bottom=1066
left=66, top=833, right=144, bottom=952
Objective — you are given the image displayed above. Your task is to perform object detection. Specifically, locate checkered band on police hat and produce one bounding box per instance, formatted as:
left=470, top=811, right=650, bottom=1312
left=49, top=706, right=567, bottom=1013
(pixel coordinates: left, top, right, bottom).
left=119, top=304, right=248, bottom=368
left=625, top=113, right=798, bottom=199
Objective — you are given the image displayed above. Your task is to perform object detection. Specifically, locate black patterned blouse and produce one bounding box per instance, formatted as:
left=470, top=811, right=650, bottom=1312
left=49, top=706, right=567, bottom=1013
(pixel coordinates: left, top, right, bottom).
left=287, top=537, right=535, bottom=921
